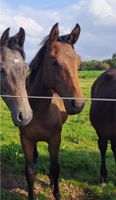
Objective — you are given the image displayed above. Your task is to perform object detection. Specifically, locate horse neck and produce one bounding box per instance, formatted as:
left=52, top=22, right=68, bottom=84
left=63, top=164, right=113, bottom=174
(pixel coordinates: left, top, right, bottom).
left=28, top=65, right=53, bottom=112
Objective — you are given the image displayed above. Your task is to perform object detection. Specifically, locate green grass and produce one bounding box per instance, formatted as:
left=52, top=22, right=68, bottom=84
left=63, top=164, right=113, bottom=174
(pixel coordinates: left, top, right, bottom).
left=79, top=70, right=103, bottom=78
left=0, top=70, right=116, bottom=200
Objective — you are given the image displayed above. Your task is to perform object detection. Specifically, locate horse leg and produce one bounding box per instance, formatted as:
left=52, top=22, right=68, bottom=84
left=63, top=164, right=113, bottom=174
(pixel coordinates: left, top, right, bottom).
left=111, top=138, right=116, bottom=163
left=33, top=144, right=38, bottom=164
left=20, top=136, right=35, bottom=200
left=48, top=134, right=61, bottom=200
left=98, top=137, right=108, bottom=183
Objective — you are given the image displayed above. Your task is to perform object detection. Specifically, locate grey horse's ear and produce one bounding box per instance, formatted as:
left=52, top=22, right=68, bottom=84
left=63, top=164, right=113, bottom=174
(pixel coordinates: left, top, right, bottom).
left=49, top=23, right=59, bottom=42
left=70, top=23, right=81, bottom=44
left=0, top=27, right=10, bottom=47
left=16, top=27, right=25, bottom=47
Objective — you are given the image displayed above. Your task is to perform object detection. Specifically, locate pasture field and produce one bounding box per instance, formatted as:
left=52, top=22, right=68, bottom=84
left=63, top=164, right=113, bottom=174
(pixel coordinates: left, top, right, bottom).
left=0, top=71, right=116, bottom=200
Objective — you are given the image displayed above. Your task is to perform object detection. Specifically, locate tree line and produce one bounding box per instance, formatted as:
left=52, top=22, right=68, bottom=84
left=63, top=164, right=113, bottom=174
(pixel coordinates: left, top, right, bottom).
left=80, top=53, right=116, bottom=71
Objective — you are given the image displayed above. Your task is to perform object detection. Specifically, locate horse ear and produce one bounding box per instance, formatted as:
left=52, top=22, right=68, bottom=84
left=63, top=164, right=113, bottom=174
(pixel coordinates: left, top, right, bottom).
left=70, top=23, right=81, bottom=45
left=49, top=23, right=59, bottom=42
left=16, top=27, right=25, bottom=47
left=0, top=27, right=10, bottom=47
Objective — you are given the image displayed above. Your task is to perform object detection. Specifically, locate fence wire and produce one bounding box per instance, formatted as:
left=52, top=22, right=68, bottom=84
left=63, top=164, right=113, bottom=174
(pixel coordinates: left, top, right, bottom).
left=0, top=94, right=116, bottom=102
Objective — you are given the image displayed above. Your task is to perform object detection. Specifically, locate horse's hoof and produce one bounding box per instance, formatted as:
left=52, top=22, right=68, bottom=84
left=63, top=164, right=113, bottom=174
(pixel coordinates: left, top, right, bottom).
left=101, top=182, right=107, bottom=187
left=100, top=177, right=108, bottom=186
left=50, top=183, right=54, bottom=191
left=49, top=178, right=54, bottom=191
left=53, top=191, right=61, bottom=200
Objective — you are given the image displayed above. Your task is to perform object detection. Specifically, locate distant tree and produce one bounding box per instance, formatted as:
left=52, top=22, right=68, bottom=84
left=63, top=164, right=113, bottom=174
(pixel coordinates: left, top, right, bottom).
left=80, top=55, right=116, bottom=71
left=112, top=53, right=116, bottom=60
left=80, top=60, right=102, bottom=71
left=100, top=63, right=110, bottom=70
left=111, top=59, right=116, bottom=68
left=103, top=58, right=116, bottom=69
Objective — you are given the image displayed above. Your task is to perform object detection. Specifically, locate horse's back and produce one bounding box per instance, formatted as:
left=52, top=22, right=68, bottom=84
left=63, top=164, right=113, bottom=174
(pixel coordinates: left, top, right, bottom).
left=91, top=69, right=116, bottom=98
left=90, top=69, right=116, bottom=138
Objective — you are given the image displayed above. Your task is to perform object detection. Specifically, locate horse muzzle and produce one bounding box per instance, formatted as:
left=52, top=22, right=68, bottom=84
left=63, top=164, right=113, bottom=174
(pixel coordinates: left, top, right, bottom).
left=64, top=99, right=85, bottom=115
left=11, top=110, right=33, bottom=126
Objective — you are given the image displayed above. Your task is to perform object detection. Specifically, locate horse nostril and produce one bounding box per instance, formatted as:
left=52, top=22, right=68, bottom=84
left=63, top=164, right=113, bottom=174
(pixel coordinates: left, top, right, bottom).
left=71, top=100, right=77, bottom=109
left=17, top=112, right=23, bottom=123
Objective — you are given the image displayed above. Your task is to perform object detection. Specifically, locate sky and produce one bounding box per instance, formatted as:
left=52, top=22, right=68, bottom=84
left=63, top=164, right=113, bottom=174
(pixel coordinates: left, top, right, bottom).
left=0, top=0, right=116, bottom=62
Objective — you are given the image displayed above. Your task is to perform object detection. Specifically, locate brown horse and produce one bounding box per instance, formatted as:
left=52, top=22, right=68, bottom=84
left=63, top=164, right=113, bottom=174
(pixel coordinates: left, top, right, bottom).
left=0, top=28, right=33, bottom=126
left=90, top=69, right=116, bottom=183
left=19, top=23, right=85, bottom=200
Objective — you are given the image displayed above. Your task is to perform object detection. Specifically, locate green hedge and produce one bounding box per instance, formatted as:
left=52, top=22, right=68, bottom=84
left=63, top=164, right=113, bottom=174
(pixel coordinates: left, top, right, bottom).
left=80, top=59, right=116, bottom=71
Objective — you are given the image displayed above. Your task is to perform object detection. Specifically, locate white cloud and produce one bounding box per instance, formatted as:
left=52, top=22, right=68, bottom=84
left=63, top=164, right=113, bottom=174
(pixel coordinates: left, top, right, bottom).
left=14, top=15, right=43, bottom=37
left=89, top=0, right=116, bottom=27
left=90, top=0, right=114, bottom=18
left=66, top=0, right=116, bottom=60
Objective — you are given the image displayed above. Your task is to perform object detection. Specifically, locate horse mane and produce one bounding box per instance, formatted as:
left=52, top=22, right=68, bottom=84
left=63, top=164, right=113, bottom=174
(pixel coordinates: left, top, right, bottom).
left=29, top=42, right=47, bottom=84
left=40, top=34, right=73, bottom=46
left=29, top=34, right=73, bottom=84
left=7, top=36, right=25, bottom=59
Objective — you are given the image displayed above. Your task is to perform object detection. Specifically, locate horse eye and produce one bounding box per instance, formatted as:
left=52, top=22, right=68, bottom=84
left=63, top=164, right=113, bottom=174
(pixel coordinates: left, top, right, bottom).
left=0, top=67, right=6, bottom=76
left=52, top=59, right=58, bottom=66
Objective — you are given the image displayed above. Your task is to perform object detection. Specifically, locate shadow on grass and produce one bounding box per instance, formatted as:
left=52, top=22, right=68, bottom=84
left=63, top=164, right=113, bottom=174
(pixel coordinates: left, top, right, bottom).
left=1, top=189, right=47, bottom=200
left=1, top=142, right=116, bottom=200
left=1, top=189, right=25, bottom=200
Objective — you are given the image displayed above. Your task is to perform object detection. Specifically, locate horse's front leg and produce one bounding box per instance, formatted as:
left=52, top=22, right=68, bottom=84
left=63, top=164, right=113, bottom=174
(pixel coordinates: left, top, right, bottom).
left=25, top=160, right=35, bottom=200
left=33, top=143, right=38, bottom=164
left=20, top=135, right=35, bottom=200
left=48, top=133, right=61, bottom=200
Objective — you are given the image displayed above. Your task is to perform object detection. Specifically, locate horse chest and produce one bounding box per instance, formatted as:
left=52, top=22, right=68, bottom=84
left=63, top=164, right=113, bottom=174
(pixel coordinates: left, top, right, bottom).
left=20, top=113, right=61, bottom=142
